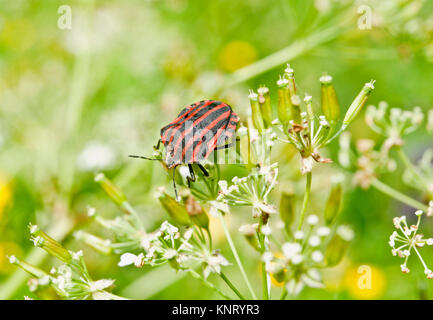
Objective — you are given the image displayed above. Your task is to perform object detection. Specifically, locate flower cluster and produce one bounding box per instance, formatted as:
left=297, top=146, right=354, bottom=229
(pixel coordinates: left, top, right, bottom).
left=389, top=210, right=433, bottom=278
left=8, top=224, right=121, bottom=300
left=248, top=65, right=375, bottom=174
left=366, top=102, right=424, bottom=149
left=118, top=221, right=229, bottom=279
left=217, top=164, right=278, bottom=222
left=402, top=149, right=433, bottom=200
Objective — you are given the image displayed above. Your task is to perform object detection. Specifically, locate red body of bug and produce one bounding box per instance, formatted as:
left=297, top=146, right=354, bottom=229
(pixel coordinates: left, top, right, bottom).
left=130, top=100, right=239, bottom=200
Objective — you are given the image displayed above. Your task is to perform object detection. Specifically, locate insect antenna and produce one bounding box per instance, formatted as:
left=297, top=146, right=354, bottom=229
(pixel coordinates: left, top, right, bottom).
left=128, top=155, right=160, bottom=161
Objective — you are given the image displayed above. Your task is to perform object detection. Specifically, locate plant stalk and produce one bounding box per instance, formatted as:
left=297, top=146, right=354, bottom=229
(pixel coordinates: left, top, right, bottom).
left=219, top=272, right=245, bottom=300
left=297, top=171, right=312, bottom=230
left=370, top=178, right=428, bottom=211
left=218, top=211, right=257, bottom=299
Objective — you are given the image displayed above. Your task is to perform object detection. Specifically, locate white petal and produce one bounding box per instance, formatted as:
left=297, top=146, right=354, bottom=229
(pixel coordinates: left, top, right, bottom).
left=118, top=253, right=138, bottom=267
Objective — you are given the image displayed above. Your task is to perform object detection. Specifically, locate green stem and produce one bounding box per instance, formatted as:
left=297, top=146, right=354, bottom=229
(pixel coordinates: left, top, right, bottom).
left=280, top=287, right=288, bottom=300
left=219, top=272, right=245, bottom=300
left=218, top=211, right=257, bottom=299
left=257, top=229, right=269, bottom=300
left=188, top=269, right=232, bottom=300
left=397, top=147, right=431, bottom=195
left=297, top=171, right=312, bottom=230
left=224, top=24, right=346, bottom=87
left=206, top=228, right=213, bottom=251
left=370, top=178, right=428, bottom=211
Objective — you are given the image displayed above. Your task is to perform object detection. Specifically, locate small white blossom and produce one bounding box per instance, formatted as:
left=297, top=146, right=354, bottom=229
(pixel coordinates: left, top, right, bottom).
left=218, top=180, right=228, bottom=194
left=118, top=253, right=144, bottom=267
left=160, top=221, right=178, bottom=236
left=307, top=215, right=319, bottom=225
left=282, top=242, right=302, bottom=259
left=7, top=255, right=17, bottom=264
left=294, top=231, right=305, bottom=240
left=291, top=254, right=303, bottom=265
left=87, top=206, right=96, bottom=217
left=337, top=225, right=354, bottom=241
left=77, top=141, right=116, bottom=172
left=239, top=224, right=256, bottom=235
left=415, top=210, right=423, bottom=217
left=89, top=279, right=115, bottom=292
left=316, top=226, right=330, bottom=237
left=209, top=201, right=230, bottom=216
left=261, top=225, right=272, bottom=236
left=71, top=250, right=83, bottom=261
left=309, top=236, right=321, bottom=247
left=311, top=251, right=323, bottom=263
left=262, top=252, right=273, bottom=263
left=400, top=264, right=410, bottom=273
left=203, top=252, right=230, bottom=279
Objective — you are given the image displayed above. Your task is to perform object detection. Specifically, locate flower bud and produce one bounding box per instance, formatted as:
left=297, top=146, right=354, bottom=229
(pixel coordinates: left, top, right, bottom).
left=324, top=176, right=343, bottom=225
left=249, top=90, right=265, bottom=132
left=284, top=64, right=296, bottom=97
left=239, top=224, right=260, bottom=251
left=257, top=86, right=273, bottom=128
left=157, top=189, right=192, bottom=226
left=185, top=195, right=209, bottom=230
left=29, top=224, right=72, bottom=263
left=320, top=74, right=340, bottom=126
left=279, top=189, right=295, bottom=231
left=304, top=95, right=314, bottom=124
left=8, top=255, right=49, bottom=279
left=74, top=231, right=113, bottom=255
left=277, top=77, right=291, bottom=126
left=342, top=80, right=375, bottom=129
left=238, top=126, right=255, bottom=168
left=325, top=225, right=353, bottom=267
left=95, top=173, right=127, bottom=206
left=290, top=94, right=302, bottom=125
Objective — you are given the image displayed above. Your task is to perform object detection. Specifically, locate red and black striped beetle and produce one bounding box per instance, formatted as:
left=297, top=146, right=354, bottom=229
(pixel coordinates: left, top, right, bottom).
left=130, top=100, right=239, bottom=200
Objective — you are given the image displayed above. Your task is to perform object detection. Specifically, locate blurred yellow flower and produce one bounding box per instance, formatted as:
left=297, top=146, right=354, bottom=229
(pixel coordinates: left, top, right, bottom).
left=343, top=264, right=386, bottom=299
left=269, top=252, right=285, bottom=287
left=219, top=41, right=257, bottom=72
left=0, top=174, right=12, bottom=220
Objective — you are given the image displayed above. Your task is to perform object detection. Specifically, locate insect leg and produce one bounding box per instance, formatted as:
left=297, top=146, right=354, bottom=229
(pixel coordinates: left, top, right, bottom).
left=187, top=164, right=196, bottom=188
left=172, top=166, right=180, bottom=202
left=197, top=163, right=209, bottom=177
left=214, top=142, right=234, bottom=150
left=154, top=139, right=162, bottom=150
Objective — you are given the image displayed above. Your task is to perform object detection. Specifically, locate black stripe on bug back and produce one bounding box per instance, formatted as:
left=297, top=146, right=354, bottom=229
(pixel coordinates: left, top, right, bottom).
left=169, top=103, right=231, bottom=165
left=160, top=100, right=222, bottom=147
left=160, top=100, right=207, bottom=142
left=165, top=101, right=227, bottom=149
left=186, top=116, right=230, bottom=163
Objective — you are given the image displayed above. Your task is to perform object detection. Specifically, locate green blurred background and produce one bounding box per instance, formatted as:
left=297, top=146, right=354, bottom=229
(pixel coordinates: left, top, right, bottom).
left=0, top=0, right=432, bottom=299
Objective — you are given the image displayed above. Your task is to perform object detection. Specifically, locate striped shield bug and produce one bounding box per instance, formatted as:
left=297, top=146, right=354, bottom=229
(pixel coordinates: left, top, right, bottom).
left=130, top=100, right=239, bottom=200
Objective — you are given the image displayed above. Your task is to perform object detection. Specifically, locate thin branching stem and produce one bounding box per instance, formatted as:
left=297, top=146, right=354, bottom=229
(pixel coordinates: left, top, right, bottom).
left=297, top=171, right=312, bottom=230
left=219, top=272, right=245, bottom=300
left=218, top=211, right=257, bottom=299
left=370, top=178, right=428, bottom=211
